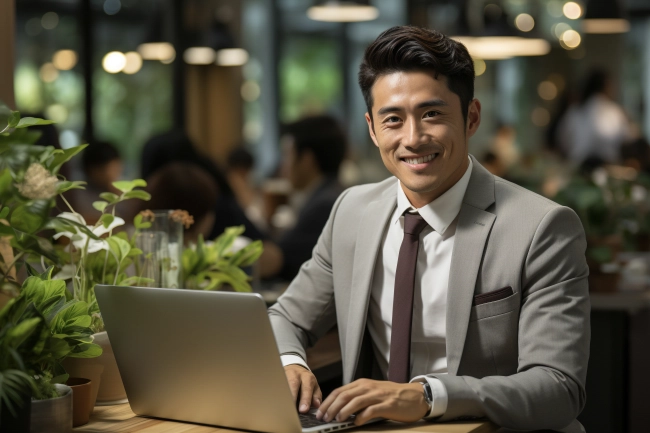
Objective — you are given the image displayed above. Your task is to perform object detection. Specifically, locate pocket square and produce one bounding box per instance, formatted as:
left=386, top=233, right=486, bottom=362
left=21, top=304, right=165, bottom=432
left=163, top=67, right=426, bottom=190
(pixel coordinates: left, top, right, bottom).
left=473, top=286, right=513, bottom=306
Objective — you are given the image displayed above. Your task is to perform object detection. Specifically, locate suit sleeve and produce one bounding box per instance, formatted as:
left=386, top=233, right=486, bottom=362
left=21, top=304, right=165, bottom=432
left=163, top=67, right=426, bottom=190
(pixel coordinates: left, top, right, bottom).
left=428, top=206, right=590, bottom=431
left=267, top=189, right=350, bottom=362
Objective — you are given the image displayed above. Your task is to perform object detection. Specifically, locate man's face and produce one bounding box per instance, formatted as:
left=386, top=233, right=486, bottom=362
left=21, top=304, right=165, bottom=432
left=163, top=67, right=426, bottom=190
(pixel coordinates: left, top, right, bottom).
left=281, top=135, right=311, bottom=191
left=365, top=71, right=481, bottom=207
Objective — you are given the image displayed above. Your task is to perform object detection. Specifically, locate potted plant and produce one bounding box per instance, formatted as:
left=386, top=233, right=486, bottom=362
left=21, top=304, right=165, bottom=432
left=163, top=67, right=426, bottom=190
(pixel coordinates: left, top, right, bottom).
left=182, top=225, right=263, bottom=292
left=0, top=103, right=151, bottom=407
left=0, top=267, right=100, bottom=432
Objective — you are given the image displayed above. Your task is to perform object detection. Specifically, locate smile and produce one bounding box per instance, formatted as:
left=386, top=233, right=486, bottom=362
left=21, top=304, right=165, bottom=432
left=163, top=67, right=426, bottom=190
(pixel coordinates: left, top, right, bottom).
left=402, top=153, right=438, bottom=165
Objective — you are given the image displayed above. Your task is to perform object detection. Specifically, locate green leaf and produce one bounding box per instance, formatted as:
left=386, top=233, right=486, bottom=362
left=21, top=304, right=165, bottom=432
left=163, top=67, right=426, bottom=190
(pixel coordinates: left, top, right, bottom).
left=99, top=213, right=115, bottom=228
left=6, top=317, right=42, bottom=348
left=0, top=205, right=10, bottom=220
left=107, top=236, right=131, bottom=263
left=47, top=144, right=86, bottom=174
left=112, top=179, right=146, bottom=193
left=213, top=226, right=245, bottom=259
left=93, top=201, right=108, bottom=212
left=229, top=240, right=264, bottom=267
left=68, top=343, right=102, bottom=358
left=8, top=111, right=20, bottom=128
left=122, top=190, right=151, bottom=201
left=15, top=117, right=56, bottom=128
left=118, top=276, right=154, bottom=286
left=10, top=202, right=47, bottom=234
left=99, top=192, right=119, bottom=203
left=56, top=180, right=86, bottom=194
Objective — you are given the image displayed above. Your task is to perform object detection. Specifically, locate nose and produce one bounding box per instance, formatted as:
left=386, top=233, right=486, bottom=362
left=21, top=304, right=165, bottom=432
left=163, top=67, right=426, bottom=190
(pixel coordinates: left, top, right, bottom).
left=402, top=116, right=429, bottom=149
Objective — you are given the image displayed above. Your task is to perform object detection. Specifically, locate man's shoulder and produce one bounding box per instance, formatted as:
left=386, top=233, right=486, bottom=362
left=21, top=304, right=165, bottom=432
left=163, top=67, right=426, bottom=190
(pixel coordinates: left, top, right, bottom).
left=340, top=177, right=397, bottom=202
left=492, top=176, right=574, bottom=222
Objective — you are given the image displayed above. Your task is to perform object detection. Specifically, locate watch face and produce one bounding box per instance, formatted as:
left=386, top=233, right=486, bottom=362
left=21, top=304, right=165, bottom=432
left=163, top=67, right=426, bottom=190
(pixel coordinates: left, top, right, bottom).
left=423, top=382, right=434, bottom=404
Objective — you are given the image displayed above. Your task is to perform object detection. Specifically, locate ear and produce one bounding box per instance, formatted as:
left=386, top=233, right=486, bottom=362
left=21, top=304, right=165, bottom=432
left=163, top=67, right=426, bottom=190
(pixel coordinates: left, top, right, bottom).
left=466, top=99, right=481, bottom=139
left=365, top=112, right=379, bottom=148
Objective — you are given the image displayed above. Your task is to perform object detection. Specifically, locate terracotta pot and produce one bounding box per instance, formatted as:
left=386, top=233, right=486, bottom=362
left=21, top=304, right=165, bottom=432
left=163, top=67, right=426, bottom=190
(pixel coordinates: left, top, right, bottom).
left=93, top=331, right=128, bottom=404
left=30, top=383, right=72, bottom=433
left=66, top=378, right=92, bottom=427
left=61, top=357, right=104, bottom=411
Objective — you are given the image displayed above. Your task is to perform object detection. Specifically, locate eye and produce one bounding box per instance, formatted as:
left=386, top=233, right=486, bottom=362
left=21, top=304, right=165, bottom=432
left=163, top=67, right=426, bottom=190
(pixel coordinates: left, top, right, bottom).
left=385, top=116, right=401, bottom=123
left=423, top=111, right=440, bottom=118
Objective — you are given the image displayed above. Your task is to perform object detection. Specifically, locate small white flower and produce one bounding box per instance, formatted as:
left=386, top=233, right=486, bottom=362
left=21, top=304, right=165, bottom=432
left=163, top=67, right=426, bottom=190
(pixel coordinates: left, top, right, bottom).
left=16, top=163, right=58, bottom=200
left=53, top=212, right=125, bottom=254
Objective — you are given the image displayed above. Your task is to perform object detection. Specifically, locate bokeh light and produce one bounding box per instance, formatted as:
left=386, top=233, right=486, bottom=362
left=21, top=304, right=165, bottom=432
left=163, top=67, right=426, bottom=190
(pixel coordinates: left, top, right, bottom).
left=538, top=81, right=558, bottom=100
left=515, top=14, right=535, bottom=32
left=122, top=52, right=143, bottom=74
left=39, top=63, right=59, bottom=82
left=563, top=2, right=582, bottom=20
left=474, top=59, right=487, bottom=76
left=102, top=51, right=127, bottom=73
left=52, top=50, right=78, bottom=70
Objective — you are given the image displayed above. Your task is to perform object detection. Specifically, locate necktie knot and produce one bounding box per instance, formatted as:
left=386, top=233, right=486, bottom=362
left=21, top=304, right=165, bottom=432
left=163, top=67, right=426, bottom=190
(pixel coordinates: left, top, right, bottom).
left=403, top=213, right=428, bottom=236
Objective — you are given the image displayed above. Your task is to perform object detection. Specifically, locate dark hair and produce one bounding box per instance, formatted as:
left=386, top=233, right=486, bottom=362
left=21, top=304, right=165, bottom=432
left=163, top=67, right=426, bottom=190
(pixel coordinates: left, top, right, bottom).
left=144, top=162, right=219, bottom=224
left=227, top=147, right=254, bottom=171
left=283, top=115, right=347, bottom=175
left=358, top=26, right=475, bottom=123
left=580, top=69, right=608, bottom=105
left=141, top=130, right=233, bottom=196
left=82, top=141, right=120, bottom=172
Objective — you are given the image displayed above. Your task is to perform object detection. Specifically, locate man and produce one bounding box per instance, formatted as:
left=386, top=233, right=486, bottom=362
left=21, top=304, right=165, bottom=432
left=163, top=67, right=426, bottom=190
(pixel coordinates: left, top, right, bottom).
left=269, top=26, right=589, bottom=432
left=263, top=115, right=346, bottom=281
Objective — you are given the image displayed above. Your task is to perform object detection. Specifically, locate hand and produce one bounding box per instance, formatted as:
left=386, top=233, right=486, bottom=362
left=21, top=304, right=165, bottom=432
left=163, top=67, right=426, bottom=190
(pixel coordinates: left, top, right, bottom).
left=315, top=379, right=429, bottom=426
left=284, top=364, right=322, bottom=413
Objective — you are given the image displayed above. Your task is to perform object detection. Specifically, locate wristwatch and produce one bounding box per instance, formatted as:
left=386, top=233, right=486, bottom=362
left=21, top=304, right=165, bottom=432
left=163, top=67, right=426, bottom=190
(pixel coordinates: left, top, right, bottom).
left=420, top=382, right=433, bottom=415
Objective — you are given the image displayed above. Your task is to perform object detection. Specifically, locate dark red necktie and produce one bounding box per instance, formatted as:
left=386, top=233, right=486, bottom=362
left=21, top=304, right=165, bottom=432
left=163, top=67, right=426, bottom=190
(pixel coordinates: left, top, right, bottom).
left=387, top=213, right=429, bottom=383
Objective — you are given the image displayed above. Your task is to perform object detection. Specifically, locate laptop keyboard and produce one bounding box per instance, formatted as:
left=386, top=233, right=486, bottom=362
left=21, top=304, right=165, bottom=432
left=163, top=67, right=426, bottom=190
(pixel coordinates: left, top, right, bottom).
left=299, top=413, right=332, bottom=428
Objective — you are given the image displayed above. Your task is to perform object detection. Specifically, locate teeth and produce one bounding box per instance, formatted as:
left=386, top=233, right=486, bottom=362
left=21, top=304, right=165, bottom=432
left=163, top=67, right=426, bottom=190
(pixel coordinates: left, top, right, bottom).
left=405, top=154, right=436, bottom=165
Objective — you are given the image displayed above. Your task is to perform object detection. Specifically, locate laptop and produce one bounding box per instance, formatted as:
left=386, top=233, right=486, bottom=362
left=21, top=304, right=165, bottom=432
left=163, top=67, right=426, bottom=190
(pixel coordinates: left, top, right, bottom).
left=95, top=285, right=372, bottom=433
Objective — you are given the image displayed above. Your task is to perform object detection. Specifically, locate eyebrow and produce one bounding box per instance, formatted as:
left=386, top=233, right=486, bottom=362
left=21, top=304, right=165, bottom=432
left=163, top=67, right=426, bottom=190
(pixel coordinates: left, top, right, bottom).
left=376, top=99, right=448, bottom=115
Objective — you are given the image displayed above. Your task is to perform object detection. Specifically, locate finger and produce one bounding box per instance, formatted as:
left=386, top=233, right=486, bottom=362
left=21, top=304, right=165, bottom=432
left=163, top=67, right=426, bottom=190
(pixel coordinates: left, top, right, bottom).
left=298, top=374, right=315, bottom=413
left=322, top=389, right=364, bottom=423
left=336, top=394, right=377, bottom=423
left=311, top=384, right=322, bottom=408
left=316, top=387, right=340, bottom=419
left=354, top=402, right=389, bottom=426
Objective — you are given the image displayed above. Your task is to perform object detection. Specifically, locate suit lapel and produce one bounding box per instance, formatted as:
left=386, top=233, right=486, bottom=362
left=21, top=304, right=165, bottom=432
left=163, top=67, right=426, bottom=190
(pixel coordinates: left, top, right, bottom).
left=446, top=156, right=497, bottom=375
left=343, top=189, right=396, bottom=384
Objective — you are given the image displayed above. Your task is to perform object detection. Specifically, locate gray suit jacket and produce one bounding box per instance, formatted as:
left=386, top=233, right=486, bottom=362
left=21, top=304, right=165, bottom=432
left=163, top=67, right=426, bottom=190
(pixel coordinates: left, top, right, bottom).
left=268, top=156, right=590, bottom=432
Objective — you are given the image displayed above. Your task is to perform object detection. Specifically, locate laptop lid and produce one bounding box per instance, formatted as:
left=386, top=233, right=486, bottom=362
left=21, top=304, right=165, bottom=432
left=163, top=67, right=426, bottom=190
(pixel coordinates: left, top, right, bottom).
left=95, top=285, right=303, bottom=433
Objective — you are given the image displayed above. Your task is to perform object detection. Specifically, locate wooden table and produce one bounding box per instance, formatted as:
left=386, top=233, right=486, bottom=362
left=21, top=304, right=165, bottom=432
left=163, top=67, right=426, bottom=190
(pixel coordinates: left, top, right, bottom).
left=74, top=403, right=497, bottom=433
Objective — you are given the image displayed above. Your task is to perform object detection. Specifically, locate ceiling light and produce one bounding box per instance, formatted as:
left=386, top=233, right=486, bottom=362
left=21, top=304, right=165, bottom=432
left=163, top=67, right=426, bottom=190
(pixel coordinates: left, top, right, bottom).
left=123, top=52, right=143, bottom=74
left=515, top=14, right=535, bottom=32
left=138, top=42, right=176, bottom=62
left=52, top=50, right=78, bottom=70
left=582, top=18, right=630, bottom=34
left=102, top=51, right=127, bottom=73
left=560, top=30, right=581, bottom=49
left=563, top=2, right=582, bottom=20
left=216, top=48, right=249, bottom=66
left=184, top=47, right=216, bottom=65
left=453, top=36, right=550, bottom=60
left=307, top=1, right=379, bottom=23
left=474, top=59, right=487, bottom=76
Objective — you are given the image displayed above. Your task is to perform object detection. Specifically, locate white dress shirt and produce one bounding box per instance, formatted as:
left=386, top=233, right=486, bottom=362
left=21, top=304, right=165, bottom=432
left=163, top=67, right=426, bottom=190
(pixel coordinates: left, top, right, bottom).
left=282, top=157, right=473, bottom=420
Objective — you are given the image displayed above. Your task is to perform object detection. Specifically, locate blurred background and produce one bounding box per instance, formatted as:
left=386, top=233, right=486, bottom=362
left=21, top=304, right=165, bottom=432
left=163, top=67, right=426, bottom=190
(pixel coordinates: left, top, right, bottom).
left=3, top=0, right=650, bottom=432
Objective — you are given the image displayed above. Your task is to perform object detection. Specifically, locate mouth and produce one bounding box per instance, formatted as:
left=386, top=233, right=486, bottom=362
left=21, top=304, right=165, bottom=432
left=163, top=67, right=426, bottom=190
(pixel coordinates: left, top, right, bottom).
left=401, top=152, right=439, bottom=166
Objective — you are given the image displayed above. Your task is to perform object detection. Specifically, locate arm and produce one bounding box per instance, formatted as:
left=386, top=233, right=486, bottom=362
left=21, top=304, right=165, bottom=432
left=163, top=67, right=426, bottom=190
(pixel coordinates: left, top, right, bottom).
left=268, top=190, right=350, bottom=409
left=428, top=206, right=590, bottom=430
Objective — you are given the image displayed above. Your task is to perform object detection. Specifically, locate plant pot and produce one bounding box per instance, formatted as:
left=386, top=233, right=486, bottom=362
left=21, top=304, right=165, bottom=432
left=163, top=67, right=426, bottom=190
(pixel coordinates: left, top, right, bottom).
left=0, top=388, right=31, bottom=433
left=61, top=357, right=104, bottom=411
left=66, top=378, right=92, bottom=427
left=93, top=331, right=128, bottom=404
left=30, top=383, right=72, bottom=433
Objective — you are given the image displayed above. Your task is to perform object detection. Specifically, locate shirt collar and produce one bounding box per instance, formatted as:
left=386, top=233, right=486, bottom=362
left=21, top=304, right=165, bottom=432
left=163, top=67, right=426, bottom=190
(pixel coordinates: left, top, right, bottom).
left=393, top=156, right=473, bottom=235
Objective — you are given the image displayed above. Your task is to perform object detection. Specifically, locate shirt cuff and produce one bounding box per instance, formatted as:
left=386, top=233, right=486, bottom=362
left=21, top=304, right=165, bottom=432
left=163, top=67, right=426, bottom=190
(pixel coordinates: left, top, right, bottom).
left=410, top=375, right=448, bottom=419
left=280, top=354, right=311, bottom=371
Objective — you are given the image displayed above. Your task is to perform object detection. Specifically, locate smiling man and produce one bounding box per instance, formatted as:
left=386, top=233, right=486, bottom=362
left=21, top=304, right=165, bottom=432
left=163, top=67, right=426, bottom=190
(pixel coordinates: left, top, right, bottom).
left=268, top=26, right=589, bottom=432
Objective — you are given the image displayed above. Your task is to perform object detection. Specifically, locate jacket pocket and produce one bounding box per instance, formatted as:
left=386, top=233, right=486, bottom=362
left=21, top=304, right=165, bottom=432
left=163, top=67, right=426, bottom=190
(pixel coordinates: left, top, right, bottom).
left=470, top=288, right=518, bottom=322
left=473, top=286, right=513, bottom=306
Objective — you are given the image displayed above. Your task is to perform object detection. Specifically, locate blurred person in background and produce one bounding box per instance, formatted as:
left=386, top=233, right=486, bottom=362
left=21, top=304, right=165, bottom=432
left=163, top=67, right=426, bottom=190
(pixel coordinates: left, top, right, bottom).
left=261, top=115, right=346, bottom=281
left=140, top=130, right=265, bottom=242
left=71, top=141, right=123, bottom=224
left=226, top=146, right=267, bottom=231
left=138, top=162, right=219, bottom=244
left=557, top=68, right=633, bottom=166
